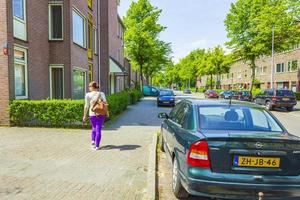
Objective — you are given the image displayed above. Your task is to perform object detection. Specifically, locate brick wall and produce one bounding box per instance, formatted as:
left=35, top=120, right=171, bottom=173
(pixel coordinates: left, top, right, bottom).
left=0, top=0, right=10, bottom=125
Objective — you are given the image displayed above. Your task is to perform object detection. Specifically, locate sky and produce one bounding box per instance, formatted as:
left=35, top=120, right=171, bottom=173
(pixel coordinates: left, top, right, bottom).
left=118, top=0, right=236, bottom=63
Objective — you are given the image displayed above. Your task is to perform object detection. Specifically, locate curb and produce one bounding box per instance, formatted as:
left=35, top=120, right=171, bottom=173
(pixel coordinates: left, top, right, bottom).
left=147, top=132, right=158, bottom=200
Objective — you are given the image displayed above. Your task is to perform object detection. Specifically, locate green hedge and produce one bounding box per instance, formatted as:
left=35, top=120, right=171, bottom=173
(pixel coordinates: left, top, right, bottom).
left=9, top=89, right=142, bottom=128
left=295, top=92, right=300, bottom=100
left=127, top=89, right=143, bottom=104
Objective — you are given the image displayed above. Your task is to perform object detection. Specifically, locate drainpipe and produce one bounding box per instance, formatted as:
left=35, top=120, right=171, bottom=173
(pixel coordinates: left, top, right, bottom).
left=97, top=0, right=101, bottom=87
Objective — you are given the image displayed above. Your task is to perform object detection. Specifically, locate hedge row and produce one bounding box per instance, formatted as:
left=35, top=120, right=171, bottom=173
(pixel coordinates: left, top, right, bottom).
left=295, top=92, right=300, bottom=100
left=9, top=89, right=143, bottom=128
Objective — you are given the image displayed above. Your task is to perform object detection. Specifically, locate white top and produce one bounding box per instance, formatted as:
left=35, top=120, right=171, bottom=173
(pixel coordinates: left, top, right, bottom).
left=84, top=91, right=107, bottom=116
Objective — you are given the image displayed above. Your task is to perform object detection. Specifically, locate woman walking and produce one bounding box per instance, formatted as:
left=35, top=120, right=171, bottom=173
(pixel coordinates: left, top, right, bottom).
left=83, top=81, right=107, bottom=150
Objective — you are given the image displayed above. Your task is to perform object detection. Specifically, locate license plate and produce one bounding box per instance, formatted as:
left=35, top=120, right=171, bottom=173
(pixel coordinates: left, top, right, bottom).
left=163, top=101, right=169, bottom=104
left=233, top=156, right=280, bottom=168
left=283, top=98, right=289, bottom=101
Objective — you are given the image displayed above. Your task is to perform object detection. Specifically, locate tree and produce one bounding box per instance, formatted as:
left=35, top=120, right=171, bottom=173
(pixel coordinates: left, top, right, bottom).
left=225, top=0, right=300, bottom=92
left=123, top=0, right=171, bottom=89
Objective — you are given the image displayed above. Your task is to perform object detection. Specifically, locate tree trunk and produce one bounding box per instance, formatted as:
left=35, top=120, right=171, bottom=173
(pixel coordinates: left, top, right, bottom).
left=210, top=74, right=213, bottom=89
left=250, top=58, right=256, bottom=93
left=140, top=65, right=143, bottom=92
left=146, top=75, right=150, bottom=85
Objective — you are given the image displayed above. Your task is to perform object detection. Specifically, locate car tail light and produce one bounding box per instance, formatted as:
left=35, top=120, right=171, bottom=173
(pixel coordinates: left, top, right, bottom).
left=272, top=96, right=278, bottom=102
left=187, top=140, right=211, bottom=168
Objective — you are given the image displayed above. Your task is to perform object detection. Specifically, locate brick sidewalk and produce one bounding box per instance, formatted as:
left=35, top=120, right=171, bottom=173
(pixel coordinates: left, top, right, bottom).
left=0, top=98, right=168, bottom=200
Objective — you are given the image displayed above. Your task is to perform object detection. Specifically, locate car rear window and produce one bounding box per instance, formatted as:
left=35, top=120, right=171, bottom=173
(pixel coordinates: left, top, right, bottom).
left=160, top=90, right=174, bottom=96
left=198, top=106, right=283, bottom=132
left=276, top=90, right=294, bottom=97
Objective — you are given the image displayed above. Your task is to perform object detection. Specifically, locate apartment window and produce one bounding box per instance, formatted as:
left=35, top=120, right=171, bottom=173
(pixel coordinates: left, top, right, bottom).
left=93, top=27, right=98, bottom=54
left=72, top=9, right=86, bottom=48
left=72, top=69, right=86, bottom=100
left=49, top=4, right=63, bottom=40
left=14, top=46, right=28, bottom=99
left=87, top=13, right=93, bottom=59
left=288, top=60, right=298, bottom=72
left=276, top=63, right=285, bottom=73
left=262, top=66, right=267, bottom=75
left=13, top=0, right=27, bottom=41
left=89, top=64, right=93, bottom=82
left=50, top=65, right=64, bottom=99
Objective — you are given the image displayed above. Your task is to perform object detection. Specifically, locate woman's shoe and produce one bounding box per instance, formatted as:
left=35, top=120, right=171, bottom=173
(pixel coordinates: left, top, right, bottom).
left=91, top=141, right=95, bottom=146
left=95, top=147, right=100, bottom=151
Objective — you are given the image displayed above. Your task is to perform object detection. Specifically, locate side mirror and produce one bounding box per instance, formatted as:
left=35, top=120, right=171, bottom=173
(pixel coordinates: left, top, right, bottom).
left=158, top=113, right=168, bottom=119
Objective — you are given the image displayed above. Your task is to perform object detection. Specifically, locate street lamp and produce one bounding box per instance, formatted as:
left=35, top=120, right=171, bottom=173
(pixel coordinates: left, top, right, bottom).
left=270, top=26, right=275, bottom=89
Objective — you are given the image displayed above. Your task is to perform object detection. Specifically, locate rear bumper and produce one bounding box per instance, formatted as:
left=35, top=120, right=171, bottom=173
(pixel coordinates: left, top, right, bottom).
left=271, top=102, right=297, bottom=108
left=181, top=168, right=300, bottom=200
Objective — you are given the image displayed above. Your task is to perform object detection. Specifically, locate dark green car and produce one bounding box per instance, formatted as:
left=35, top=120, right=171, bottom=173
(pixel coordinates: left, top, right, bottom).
left=158, top=99, right=300, bottom=200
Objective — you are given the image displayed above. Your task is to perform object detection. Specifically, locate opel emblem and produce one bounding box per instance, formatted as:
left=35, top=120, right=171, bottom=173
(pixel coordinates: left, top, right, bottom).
left=255, top=142, right=263, bottom=149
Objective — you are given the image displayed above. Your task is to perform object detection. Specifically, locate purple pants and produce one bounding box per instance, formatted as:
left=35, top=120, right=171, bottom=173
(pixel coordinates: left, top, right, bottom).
left=90, top=115, right=105, bottom=148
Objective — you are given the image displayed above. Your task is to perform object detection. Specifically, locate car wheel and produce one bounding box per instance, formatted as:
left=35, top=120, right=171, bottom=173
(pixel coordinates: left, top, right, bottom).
left=266, top=101, right=273, bottom=111
left=287, top=107, right=294, bottom=112
left=160, top=131, right=165, bottom=152
left=172, top=158, right=189, bottom=199
left=254, top=98, right=258, bottom=104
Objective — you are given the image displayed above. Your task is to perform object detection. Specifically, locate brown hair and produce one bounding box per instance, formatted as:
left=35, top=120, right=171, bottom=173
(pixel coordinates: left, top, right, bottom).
left=89, top=81, right=99, bottom=89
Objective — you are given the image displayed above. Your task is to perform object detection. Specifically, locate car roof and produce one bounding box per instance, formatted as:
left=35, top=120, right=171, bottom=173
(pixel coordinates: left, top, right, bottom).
left=183, top=99, right=262, bottom=108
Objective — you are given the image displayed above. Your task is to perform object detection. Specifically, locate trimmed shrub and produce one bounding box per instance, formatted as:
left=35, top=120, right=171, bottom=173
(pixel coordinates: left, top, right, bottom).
left=295, top=92, right=300, bottom=100
left=9, top=90, right=142, bottom=128
left=127, top=89, right=143, bottom=104
left=199, top=87, right=206, bottom=93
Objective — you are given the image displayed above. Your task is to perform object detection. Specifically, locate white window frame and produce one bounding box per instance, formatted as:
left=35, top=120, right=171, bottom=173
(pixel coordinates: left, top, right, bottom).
left=93, top=26, right=98, bottom=55
left=72, top=7, right=87, bottom=48
left=288, top=60, right=298, bottom=72
left=72, top=67, right=87, bottom=99
left=13, top=0, right=27, bottom=41
left=49, top=65, right=64, bottom=99
left=276, top=63, right=285, bottom=73
left=48, top=3, right=64, bottom=41
left=14, top=46, right=28, bottom=99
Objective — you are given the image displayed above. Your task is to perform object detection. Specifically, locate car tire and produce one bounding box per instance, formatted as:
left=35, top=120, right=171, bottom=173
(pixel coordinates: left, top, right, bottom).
left=172, top=158, right=189, bottom=199
left=287, top=107, right=294, bottom=112
left=254, top=98, right=258, bottom=104
left=160, top=131, right=165, bottom=152
left=266, top=101, right=273, bottom=111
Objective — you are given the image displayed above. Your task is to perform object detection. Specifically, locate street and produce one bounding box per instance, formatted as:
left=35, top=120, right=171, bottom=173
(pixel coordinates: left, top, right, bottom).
left=0, top=95, right=300, bottom=200
left=0, top=98, right=168, bottom=200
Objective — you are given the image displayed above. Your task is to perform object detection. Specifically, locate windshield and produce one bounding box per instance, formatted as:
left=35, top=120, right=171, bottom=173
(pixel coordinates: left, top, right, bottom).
left=198, top=106, right=283, bottom=132
left=159, top=90, right=174, bottom=96
left=276, top=90, right=294, bottom=97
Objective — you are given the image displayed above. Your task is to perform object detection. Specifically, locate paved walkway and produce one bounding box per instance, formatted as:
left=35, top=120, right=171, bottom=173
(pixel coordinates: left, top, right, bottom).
left=0, top=98, right=168, bottom=200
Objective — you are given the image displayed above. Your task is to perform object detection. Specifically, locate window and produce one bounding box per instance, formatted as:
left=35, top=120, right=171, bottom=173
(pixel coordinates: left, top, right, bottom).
left=49, top=4, right=63, bottom=40
left=50, top=65, right=64, bottom=99
left=276, top=63, right=285, bottom=73
left=288, top=60, right=298, bottom=72
left=72, top=69, right=86, bottom=100
left=14, top=46, right=28, bottom=99
left=87, top=13, right=93, bottom=59
left=198, top=106, right=283, bottom=132
left=93, top=27, right=97, bottom=54
left=13, top=0, right=27, bottom=41
left=72, top=9, right=86, bottom=48
left=89, top=64, right=93, bottom=82
left=13, top=0, right=24, bottom=19
left=262, top=66, right=267, bottom=75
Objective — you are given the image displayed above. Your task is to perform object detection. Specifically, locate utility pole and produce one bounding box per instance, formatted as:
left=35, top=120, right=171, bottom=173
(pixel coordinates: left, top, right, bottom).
left=270, top=26, right=275, bottom=89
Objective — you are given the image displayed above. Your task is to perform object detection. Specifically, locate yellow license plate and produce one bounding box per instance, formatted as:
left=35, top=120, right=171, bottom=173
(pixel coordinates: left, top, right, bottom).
left=233, top=156, right=280, bottom=168
left=283, top=98, right=289, bottom=101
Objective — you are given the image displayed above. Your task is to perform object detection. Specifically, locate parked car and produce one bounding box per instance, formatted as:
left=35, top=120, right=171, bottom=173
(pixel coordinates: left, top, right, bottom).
left=232, top=91, right=252, bottom=101
left=183, top=88, right=191, bottom=94
left=219, top=90, right=233, bottom=99
left=143, top=85, right=159, bottom=97
left=158, top=99, right=300, bottom=199
left=157, top=90, right=175, bottom=107
left=253, top=89, right=297, bottom=111
left=204, top=90, right=219, bottom=98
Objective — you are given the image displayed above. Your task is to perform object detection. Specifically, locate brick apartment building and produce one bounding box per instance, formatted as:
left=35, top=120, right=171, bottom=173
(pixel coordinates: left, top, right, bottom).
left=197, top=46, right=300, bottom=92
left=0, top=0, right=130, bottom=125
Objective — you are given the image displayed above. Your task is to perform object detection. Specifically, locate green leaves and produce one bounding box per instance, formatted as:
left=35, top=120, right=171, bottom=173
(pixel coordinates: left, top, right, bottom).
left=123, top=0, right=171, bottom=83
left=9, top=90, right=142, bottom=128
